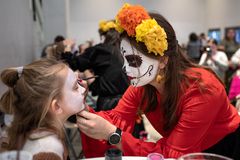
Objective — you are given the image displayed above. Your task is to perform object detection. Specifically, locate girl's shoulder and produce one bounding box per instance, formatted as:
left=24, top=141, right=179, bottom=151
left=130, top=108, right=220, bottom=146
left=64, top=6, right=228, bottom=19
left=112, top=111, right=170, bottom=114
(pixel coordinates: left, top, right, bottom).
left=22, top=130, right=64, bottom=159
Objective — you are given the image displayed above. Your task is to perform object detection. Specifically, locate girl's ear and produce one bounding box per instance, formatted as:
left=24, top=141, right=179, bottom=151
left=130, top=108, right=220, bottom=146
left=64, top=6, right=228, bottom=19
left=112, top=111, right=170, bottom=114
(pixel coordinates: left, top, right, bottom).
left=158, top=56, right=168, bottom=69
left=50, top=99, right=63, bottom=115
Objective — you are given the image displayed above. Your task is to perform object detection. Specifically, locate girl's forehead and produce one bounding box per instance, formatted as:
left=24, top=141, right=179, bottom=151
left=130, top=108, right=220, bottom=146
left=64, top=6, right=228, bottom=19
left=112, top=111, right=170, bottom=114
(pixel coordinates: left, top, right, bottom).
left=61, top=68, right=74, bottom=86
left=66, top=68, right=76, bottom=81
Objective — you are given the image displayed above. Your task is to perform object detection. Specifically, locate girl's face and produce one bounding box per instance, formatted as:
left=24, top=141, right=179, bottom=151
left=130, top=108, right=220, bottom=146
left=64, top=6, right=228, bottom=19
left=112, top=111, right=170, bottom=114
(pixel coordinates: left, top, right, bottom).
left=120, top=39, right=159, bottom=87
left=58, top=68, right=86, bottom=119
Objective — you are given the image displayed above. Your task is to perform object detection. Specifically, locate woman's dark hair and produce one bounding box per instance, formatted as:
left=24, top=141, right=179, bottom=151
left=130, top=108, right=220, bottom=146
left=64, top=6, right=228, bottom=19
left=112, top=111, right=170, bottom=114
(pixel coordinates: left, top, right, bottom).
left=98, top=20, right=120, bottom=46
left=54, top=35, right=65, bottom=43
left=103, top=29, right=120, bottom=47
left=99, top=27, right=122, bottom=63
left=121, top=12, right=222, bottom=131
left=189, top=32, right=198, bottom=42
left=211, top=38, right=218, bottom=45
left=224, top=28, right=237, bottom=43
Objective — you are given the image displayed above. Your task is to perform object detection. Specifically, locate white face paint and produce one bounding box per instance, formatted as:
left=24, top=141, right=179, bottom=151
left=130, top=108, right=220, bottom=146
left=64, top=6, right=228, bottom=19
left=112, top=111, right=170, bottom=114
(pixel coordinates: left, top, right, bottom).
left=58, top=68, right=86, bottom=118
left=120, top=39, right=159, bottom=87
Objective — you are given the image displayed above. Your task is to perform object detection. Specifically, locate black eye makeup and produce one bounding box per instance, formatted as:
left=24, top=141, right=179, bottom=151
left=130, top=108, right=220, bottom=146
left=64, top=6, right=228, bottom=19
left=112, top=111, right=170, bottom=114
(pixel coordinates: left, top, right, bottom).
left=125, top=55, right=142, bottom=68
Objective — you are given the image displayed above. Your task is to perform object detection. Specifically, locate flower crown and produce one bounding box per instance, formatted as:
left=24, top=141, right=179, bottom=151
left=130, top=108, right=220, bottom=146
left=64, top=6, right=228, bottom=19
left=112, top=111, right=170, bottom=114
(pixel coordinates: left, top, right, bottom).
left=115, top=3, right=168, bottom=56
left=99, top=20, right=123, bottom=33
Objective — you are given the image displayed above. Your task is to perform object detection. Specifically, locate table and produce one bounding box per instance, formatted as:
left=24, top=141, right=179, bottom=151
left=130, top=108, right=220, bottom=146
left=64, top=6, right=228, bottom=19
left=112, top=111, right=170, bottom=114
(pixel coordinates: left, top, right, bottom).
left=83, top=157, right=175, bottom=160
left=84, top=157, right=145, bottom=160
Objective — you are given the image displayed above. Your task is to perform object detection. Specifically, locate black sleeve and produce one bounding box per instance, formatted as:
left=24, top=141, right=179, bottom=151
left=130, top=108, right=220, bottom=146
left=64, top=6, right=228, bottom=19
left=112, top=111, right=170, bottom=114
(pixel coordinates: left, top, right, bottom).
left=88, top=46, right=111, bottom=72
left=61, top=51, right=92, bottom=72
left=61, top=52, right=79, bottom=71
left=78, top=44, right=112, bottom=72
left=75, top=55, right=91, bottom=72
left=61, top=44, right=112, bottom=73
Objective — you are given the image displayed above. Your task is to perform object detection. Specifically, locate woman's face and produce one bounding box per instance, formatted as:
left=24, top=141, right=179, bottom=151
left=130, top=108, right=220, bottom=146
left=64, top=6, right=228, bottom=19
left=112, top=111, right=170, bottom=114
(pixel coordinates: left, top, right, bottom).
left=120, top=39, right=159, bottom=87
left=227, top=29, right=235, bottom=39
left=208, top=40, right=217, bottom=53
left=58, top=68, right=86, bottom=119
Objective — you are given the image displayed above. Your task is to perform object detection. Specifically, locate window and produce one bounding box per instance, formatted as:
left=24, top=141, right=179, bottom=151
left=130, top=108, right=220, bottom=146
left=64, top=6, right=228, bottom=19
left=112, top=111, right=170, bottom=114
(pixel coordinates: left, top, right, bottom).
left=208, top=28, right=221, bottom=44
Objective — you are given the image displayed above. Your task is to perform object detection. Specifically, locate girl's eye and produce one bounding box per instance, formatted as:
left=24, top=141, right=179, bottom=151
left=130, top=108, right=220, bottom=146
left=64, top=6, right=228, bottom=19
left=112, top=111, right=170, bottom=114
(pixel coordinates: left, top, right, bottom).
left=75, top=84, right=79, bottom=90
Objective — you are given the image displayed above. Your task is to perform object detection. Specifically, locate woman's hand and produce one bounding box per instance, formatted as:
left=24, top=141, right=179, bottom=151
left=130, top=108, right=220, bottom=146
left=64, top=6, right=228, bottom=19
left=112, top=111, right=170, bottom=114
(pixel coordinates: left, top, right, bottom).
left=77, top=110, right=116, bottom=140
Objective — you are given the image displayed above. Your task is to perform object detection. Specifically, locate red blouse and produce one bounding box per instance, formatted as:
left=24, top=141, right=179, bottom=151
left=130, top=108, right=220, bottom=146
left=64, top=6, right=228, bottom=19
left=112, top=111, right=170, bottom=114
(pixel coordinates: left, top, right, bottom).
left=80, top=68, right=240, bottom=158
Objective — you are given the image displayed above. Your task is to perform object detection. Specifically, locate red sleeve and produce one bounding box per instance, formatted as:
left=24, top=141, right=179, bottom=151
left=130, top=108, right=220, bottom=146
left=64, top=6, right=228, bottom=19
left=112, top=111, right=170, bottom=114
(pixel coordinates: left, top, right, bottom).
left=120, top=84, right=225, bottom=158
left=80, top=86, right=142, bottom=158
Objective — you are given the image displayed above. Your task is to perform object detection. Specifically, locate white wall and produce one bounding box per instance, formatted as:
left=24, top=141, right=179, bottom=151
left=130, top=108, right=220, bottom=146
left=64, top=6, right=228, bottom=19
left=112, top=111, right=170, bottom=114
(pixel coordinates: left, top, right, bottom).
left=0, top=0, right=35, bottom=96
left=42, top=0, right=67, bottom=45
left=68, top=0, right=207, bottom=45
left=206, top=0, right=240, bottom=39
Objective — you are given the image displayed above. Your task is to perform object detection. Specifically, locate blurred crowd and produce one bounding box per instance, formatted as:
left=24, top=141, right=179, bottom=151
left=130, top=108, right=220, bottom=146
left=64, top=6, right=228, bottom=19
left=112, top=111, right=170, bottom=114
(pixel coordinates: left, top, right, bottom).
left=185, top=29, right=240, bottom=110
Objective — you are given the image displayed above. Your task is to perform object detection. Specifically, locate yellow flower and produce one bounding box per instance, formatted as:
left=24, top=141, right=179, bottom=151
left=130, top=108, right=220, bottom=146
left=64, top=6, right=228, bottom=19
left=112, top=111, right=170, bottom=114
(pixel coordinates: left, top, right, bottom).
left=99, top=20, right=117, bottom=32
left=115, top=17, right=124, bottom=33
left=136, top=19, right=168, bottom=56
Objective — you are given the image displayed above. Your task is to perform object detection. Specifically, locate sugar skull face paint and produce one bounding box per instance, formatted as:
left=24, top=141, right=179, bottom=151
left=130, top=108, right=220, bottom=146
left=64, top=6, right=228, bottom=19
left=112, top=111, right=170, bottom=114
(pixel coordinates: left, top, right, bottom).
left=120, top=39, right=159, bottom=87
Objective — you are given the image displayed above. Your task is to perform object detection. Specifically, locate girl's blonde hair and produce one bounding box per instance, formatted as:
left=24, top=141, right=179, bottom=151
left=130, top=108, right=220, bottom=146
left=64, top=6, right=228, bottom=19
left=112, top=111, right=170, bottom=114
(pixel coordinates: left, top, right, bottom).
left=0, top=58, right=68, bottom=149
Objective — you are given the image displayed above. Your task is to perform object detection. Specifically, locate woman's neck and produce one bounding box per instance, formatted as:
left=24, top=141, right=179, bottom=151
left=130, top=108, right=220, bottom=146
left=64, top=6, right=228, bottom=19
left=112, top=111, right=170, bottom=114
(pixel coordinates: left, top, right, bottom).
left=150, top=80, right=164, bottom=94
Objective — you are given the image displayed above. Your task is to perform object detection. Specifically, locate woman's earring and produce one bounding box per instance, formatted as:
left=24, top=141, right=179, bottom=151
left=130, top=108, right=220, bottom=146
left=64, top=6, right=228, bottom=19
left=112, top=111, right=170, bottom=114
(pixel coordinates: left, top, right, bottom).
left=156, top=74, right=164, bottom=83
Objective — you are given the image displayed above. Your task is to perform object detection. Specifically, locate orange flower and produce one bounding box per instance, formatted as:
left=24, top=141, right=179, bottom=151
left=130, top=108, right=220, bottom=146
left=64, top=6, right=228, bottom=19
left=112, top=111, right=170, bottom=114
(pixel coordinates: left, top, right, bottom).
left=116, top=4, right=150, bottom=36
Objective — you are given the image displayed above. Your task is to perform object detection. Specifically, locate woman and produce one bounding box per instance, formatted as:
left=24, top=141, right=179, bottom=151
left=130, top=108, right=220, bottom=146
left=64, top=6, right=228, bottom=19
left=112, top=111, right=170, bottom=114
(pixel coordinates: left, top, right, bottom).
left=199, top=38, right=229, bottom=82
left=77, top=4, right=240, bottom=159
left=220, top=28, right=239, bottom=60
left=0, top=59, right=87, bottom=159
left=187, top=32, right=201, bottom=63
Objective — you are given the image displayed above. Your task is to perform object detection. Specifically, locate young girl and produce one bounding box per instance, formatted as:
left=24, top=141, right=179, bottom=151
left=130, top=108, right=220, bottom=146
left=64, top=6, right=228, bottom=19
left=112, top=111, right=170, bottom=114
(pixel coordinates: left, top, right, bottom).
left=0, top=58, right=86, bottom=160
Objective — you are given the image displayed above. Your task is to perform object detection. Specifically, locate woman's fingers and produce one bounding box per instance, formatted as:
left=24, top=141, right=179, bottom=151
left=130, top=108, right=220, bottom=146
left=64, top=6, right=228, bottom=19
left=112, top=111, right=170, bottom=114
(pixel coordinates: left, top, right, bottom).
left=77, top=114, right=96, bottom=129
left=78, top=110, right=95, bottom=120
left=77, top=123, right=89, bottom=131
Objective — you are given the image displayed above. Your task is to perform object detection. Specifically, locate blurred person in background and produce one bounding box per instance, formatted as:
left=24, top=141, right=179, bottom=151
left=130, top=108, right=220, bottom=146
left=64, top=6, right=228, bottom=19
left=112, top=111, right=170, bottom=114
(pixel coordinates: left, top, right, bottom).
left=220, top=28, right=239, bottom=60
left=187, top=32, right=201, bottom=63
left=220, top=28, right=240, bottom=92
left=199, top=32, right=208, bottom=54
left=41, top=35, right=65, bottom=58
left=228, top=48, right=240, bottom=109
left=199, top=39, right=228, bottom=83
left=78, top=40, right=94, bottom=55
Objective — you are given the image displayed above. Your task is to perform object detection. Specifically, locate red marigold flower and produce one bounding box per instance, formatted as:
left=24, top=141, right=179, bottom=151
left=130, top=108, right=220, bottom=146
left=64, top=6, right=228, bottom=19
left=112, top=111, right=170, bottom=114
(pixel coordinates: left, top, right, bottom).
left=117, top=4, right=150, bottom=36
